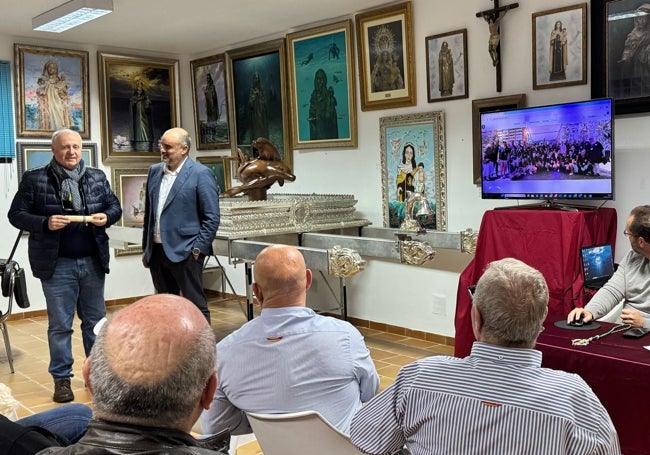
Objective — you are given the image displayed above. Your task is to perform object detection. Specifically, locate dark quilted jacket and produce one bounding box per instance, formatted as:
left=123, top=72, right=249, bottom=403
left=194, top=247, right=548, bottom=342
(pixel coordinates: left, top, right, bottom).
left=8, top=164, right=122, bottom=279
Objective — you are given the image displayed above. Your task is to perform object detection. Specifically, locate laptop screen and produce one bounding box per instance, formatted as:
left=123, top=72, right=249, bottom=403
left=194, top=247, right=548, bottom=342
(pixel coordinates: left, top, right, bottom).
left=580, top=244, right=615, bottom=287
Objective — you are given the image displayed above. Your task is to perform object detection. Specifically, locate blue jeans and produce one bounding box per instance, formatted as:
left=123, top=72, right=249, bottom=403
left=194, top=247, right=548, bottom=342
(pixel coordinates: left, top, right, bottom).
left=41, top=256, right=106, bottom=379
left=16, top=403, right=92, bottom=443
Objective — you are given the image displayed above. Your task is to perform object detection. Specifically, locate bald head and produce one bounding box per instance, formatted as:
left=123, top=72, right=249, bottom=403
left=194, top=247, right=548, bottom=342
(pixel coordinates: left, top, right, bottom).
left=252, top=245, right=312, bottom=308
left=87, top=294, right=216, bottom=429
left=104, top=294, right=209, bottom=383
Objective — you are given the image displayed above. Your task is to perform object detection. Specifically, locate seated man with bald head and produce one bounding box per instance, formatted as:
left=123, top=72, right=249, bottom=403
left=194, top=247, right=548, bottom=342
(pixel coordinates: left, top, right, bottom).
left=39, top=294, right=228, bottom=454
left=200, top=245, right=379, bottom=436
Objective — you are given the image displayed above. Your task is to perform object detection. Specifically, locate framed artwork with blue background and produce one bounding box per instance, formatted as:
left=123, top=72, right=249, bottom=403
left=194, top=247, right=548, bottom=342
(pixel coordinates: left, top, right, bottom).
left=380, top=111, right=447, bottom=231
left=286, top=19, right=357, bottom=149
left=16, top=142, right=97, bottom=183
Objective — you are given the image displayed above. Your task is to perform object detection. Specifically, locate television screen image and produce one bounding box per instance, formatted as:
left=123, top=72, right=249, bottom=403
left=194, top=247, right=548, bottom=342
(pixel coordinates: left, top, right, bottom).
left=480, top=98, right=613, bottom=201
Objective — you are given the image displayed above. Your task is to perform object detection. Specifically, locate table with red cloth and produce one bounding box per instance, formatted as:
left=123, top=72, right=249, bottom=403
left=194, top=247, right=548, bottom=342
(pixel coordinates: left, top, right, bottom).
left=537, top=320, right=650, bottom=455
left=455, top=207, right=617, bottom=358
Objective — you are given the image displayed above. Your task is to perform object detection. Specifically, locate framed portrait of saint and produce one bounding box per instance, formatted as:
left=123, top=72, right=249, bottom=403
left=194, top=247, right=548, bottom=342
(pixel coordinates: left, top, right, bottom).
left=98, top=51, right=180, bottom=163
left=190, top=54, right=231, bottom=150
left=14, top=44, right=90, bottom=138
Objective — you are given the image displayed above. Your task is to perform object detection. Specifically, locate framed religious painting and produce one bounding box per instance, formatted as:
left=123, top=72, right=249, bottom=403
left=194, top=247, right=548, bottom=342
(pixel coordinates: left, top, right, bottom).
left=286, top=19, right=357, bottom=149
left=355, top=1, right=416, bottom=111
left=592, top=0, right=650, bottom=114
left=226, top=39, right=292, bottom=167
left=196, top=155, right=232, bottom=194
left=471, top=94, right=526, bottom=185
left=190, top=53, right=231, bottom=150
left=111, top=166, right=149, bottom=256
left=532, top=3, right=587, bottom=90
left=97, top=52, right=180, bottom=163
left=16, top=142, right=97, bottom=182
left=380, top=111, right=447, bottom=232
left=425, top=28, right=468, bottom=102
left=13, top=44, right=90, bottom=138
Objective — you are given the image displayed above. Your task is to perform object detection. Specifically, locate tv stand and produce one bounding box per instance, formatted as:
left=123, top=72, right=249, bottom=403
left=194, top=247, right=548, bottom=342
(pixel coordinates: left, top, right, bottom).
left=494, top=199, right=598, bottom=212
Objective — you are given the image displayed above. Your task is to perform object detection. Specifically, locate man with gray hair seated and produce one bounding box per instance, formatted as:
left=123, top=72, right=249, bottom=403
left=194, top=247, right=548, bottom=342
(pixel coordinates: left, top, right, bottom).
left=38, top=294, right=228, bottom=454
left=350, top=258, right=620, bottom=455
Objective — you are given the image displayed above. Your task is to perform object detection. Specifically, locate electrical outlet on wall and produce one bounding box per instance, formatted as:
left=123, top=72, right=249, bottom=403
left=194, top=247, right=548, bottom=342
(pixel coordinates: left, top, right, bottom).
left=431, top=293, right=447, bottom=316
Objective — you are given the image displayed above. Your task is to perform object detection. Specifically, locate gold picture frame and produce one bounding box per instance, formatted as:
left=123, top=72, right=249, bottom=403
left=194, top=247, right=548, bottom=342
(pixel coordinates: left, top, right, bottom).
left=286, top=19, right=357, bottom=149
left=97, top=51, right=180, bottom=163
left=190, top=53, right=231, bottom=150
left=471, top=94, right=526, bottom=185
left=355, top=1, right=416, bottom=111
left=532, top=3, right=587, bottom=90
left=111, top=166, right=149, bottom=257
left=196, top=155, right=232, bottom=194
left=14, top=44, right=90, bottom=138
left=226, top=39, right=292, bottom=168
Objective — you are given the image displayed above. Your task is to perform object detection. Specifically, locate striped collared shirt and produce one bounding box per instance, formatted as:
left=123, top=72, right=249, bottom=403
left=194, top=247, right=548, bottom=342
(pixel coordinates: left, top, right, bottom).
left=350, top=342, right=620, bottom=455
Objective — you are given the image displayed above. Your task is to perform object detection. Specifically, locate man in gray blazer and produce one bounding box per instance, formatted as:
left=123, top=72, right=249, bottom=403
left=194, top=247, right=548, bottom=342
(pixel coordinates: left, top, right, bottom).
left=142, top=127, right=220, bottom=323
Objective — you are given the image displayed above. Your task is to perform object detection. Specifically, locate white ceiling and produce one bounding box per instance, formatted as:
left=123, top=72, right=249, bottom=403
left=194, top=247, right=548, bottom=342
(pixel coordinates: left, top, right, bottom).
left=3, top=0, right=393, bottom=56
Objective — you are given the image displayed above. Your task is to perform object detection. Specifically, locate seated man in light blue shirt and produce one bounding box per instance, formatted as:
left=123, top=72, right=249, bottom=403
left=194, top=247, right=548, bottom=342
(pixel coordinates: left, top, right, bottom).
left=200, top=244, right=379, bottom=435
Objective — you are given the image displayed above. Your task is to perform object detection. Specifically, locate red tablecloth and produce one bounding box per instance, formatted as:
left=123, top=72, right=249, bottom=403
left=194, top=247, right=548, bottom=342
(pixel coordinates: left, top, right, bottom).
left=455, top=208, right=617, bottom=358
left=537, top=320, right=650, bottom=455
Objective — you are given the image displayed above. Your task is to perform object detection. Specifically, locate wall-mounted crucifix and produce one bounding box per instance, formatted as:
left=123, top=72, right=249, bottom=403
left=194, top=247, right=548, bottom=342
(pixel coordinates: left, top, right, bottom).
left=476, top=0, right=519, bottom=92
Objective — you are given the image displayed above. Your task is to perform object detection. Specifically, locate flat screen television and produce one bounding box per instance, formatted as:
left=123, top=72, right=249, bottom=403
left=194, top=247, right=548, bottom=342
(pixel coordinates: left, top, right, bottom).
left=480, top=98, right=614, bottom=202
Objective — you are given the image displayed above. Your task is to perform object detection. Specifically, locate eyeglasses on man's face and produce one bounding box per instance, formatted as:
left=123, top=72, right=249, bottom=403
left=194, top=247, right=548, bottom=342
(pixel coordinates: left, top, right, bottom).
left=624, top=229, right=638, bottom=238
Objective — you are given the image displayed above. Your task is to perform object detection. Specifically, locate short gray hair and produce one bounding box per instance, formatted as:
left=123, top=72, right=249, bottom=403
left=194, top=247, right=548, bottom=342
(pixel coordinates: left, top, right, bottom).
left=473, top=258, right=548, bottom=346
left=89, top=322, right=215, bottom=427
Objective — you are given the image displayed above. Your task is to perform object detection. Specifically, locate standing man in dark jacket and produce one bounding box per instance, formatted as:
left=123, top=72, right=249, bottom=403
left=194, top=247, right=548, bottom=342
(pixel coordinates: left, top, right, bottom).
left=141, top=127, right=220, bottom=323
left=8, top=128, right=122, bottom=403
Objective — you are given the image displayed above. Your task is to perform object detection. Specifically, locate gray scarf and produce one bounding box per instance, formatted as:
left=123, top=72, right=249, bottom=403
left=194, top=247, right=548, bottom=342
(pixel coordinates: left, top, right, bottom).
left=50, top=158, right=87, bottom=211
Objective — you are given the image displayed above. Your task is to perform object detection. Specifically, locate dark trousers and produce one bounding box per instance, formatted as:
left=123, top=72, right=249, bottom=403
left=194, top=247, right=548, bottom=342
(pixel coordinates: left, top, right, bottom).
left=148, top=243, right=211, bottom=324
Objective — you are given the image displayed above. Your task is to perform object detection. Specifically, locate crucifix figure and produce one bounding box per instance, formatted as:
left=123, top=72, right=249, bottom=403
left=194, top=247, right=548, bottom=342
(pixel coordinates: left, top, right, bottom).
left=476, top=0, right=519, bottom=92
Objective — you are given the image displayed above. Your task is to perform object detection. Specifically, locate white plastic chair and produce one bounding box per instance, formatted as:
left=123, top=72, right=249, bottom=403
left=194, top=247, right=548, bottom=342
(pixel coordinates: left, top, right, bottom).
left=246, top=411, right=364, bottom=455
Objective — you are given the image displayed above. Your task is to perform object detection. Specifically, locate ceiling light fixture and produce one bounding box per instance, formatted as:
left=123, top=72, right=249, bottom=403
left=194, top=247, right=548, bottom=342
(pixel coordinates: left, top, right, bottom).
left=33, top=0, right=113, bottom=33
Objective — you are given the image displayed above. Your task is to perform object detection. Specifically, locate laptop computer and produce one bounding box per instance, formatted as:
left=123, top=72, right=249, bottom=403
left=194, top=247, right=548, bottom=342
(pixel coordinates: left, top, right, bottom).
left=580, top=244, right=615, bottom=290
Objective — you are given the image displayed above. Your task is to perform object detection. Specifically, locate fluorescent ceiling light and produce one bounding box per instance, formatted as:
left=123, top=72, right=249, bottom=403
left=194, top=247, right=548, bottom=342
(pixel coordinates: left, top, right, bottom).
left=33, top=0, right=113, bottom=33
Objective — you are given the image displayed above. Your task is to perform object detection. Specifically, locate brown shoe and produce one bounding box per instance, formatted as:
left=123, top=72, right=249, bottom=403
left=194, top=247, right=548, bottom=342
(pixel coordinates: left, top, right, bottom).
left=53, top=378, right=74, bottom=403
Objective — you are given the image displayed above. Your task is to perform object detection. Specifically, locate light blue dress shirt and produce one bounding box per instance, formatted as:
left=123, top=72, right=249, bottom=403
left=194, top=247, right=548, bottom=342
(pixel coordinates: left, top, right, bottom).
left=200, top=307, right=379, bottom=435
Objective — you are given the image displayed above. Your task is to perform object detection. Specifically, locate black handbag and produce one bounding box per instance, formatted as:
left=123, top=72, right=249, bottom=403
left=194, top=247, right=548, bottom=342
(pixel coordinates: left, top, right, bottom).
left=1, top=231, right=29, bottom=308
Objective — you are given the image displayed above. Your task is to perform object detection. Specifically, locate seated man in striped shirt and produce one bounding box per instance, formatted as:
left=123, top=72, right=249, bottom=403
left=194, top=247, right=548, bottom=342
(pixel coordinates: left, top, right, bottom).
left=350, top=258, right=620, bottom=455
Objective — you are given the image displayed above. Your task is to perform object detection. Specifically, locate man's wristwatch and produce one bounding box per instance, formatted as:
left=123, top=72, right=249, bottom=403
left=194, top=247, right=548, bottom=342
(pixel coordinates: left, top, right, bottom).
left=192, top=247, right=201, bottom=256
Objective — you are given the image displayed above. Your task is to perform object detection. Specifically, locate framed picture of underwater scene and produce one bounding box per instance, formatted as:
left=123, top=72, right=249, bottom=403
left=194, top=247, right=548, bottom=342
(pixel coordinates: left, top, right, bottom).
left=190, top=54, right=231, bottom=150
left=98, top=52, right=180, bottom=163
left=226, top=39, right=291, bottom=167
left=286, top=19, right=357, bottom=149
left=14, top=44, right=90, bottom=139
left=380, top=111, right=447, bottom=231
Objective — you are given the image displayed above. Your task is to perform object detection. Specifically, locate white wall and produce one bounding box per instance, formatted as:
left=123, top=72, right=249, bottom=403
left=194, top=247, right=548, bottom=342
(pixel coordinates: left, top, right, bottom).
left=1, top=0, right=647, bottom=338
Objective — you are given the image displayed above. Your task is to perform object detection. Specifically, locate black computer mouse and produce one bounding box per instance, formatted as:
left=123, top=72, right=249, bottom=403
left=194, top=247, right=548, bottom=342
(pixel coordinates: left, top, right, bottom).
left=568, top=314, right=590, bottom=327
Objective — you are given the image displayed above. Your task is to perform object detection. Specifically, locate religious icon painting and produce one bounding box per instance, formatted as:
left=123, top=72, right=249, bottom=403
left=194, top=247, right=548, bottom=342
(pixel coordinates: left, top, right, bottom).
left=592, top=0, right=650, bottom=115
left=355, top=1, right=416, bottom=111
left=532, top=3, right=587, bottom=90
left=98, top=52, right=180, bottom=163
left=286, top=19, right=357, bottom=149
left=226, top=39, right=292, bottom=167
left=190, top=54, right=231, bottom=150
left=425, top=29, right=469, bottom=102
left=14, top=44, right=90, bottom=139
